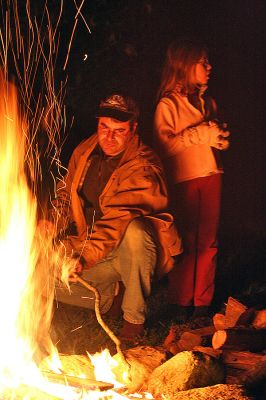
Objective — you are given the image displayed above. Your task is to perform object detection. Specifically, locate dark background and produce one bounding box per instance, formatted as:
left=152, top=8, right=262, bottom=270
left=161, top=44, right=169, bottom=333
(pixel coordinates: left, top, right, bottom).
left=45, top=1, right=266, bottom=301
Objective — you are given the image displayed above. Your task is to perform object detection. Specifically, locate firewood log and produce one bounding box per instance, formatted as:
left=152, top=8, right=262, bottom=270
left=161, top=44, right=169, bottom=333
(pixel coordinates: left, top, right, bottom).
left=237, top=360, right=266, bottom=388
left=193, top=346, right=222, bottom=358
left=213, top=297, right=248, bottom=330
left=225, top=297, right=247, bottom=322
left=222, top=350, right=266, bottom=368
left=39, top=353, right=95, bottom=379
left=252, top=309, right=266, bottom=328
left=113, top=345, right=167, bottom=393
left=165, top=326, right=215, bottom=355
left=222, top=350, right=266, bottom=386
left=213, top=313, right=229, bottom=330
left=147, top=350, right=224, bottom=396
left=235, top=307, right=256, bottom=326
left=165, top=383, right=252, bottom=400
left=212, top=327, right=266, bottom=352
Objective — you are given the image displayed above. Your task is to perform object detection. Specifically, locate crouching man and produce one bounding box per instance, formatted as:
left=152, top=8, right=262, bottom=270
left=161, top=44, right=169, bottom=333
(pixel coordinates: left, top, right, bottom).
left=44, top=94, right=182, bottom=341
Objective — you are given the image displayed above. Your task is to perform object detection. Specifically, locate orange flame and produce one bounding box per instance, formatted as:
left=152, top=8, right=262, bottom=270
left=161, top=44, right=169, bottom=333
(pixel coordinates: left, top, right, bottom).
left=0, top=73, right=79, bottom=398
left=0, top=73, right=139, bottom=400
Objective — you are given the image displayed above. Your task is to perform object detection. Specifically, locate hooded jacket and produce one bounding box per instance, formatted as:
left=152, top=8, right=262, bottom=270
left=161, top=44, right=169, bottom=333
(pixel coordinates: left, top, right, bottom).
left=53, top=133, right=182, bottom=278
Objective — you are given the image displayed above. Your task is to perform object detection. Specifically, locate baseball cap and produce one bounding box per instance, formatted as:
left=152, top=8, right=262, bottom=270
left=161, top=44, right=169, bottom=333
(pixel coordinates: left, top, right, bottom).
left=96, top=94, right=139, bottom=122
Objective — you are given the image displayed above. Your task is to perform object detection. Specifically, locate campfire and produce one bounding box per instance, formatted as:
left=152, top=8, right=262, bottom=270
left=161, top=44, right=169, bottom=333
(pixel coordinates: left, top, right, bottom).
left=0, top=68, right=150, bottom=400
left=0, top=3, right=149, bottom=398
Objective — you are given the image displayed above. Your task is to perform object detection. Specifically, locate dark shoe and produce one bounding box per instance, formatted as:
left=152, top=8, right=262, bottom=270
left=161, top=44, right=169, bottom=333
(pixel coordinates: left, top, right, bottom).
left=173, top=305, right=193, bottom=322
left=105, top=282, right=125, bottom=319
left=192, top=306, right=211, bottom=319
left=119, top=319, right=144, bottom=342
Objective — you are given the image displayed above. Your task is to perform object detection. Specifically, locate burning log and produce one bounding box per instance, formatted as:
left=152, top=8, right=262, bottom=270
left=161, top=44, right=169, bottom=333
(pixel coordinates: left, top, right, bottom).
left=147, top=350, right=224, bottom=397
left=42, top=370, right=114, bottom=391
left=40, top=354, right=95, bottom=380
left=212, top=327, right=266, bottom=352
left=112, top=345, right=167, bottom=393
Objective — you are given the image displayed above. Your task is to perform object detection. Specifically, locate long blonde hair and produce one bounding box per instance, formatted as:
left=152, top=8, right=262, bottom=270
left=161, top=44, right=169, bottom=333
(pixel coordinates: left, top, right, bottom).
left=157, top=39, right=208, bottom=100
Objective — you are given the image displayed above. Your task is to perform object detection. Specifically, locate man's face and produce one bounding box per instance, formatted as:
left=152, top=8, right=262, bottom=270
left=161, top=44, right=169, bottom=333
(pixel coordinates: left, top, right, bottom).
left=97, top=117, right=136, bottom=156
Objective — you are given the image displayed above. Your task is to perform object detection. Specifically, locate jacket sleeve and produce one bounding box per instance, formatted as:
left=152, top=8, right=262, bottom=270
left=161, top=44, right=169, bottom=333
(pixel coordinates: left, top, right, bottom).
left=154, top=98, right=216, bottom=158
left=70, top=162, right=168, bottom=268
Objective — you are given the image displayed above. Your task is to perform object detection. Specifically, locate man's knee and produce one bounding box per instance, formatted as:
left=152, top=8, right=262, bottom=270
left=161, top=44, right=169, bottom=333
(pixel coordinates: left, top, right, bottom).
left=123, top=217, right=154, bottom=245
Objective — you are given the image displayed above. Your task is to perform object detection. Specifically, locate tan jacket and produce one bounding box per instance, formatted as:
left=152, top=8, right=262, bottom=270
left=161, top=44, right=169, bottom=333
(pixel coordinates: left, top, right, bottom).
left=154, top=90, right=223, bottom=183
left=53, top=133, right=182, bottom=278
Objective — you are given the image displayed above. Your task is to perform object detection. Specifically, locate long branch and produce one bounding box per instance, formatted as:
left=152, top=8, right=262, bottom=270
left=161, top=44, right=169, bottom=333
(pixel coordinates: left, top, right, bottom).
left=73, top=274, right=131, bottom=377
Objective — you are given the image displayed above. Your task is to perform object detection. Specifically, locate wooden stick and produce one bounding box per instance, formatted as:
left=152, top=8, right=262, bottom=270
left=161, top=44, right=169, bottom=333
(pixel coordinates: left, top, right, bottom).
left=73, top=274, right=131, bottom=377
left=41, top=370, right=114, bottom=391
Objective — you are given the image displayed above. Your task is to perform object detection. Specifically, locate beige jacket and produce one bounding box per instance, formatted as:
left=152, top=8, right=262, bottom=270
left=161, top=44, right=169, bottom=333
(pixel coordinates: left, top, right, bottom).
left=53, top=133, right=182, bottom=278
left=154, top=90, right=223, bottom=183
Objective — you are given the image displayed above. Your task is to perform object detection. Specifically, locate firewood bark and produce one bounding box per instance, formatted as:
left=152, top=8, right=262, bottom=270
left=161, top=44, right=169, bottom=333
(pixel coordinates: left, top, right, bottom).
left=212, top=327, right=266, bottom=352
left=168, top=384, right=252, bottom=400
left=193, top=346, right=222, bottom=359
left=42, top=370, right=114, bottom=391
left=222, top=350, right=266, bottom=386
left=113, top=346, right=167, bottom=393
left=222, top=350, right=266, bottom=369
left=165, top=326, right=215, bottom=355
left=147, top=350, right=224, bottom=396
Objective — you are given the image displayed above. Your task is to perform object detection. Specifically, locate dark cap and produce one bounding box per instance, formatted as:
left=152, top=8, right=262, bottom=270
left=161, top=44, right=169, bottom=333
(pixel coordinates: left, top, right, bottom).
left=96, top=94, right=139, bottom=122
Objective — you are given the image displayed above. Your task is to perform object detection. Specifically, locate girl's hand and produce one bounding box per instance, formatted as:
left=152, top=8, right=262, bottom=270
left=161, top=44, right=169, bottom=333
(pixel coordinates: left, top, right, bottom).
left=205, top=121, right=230, bottom=150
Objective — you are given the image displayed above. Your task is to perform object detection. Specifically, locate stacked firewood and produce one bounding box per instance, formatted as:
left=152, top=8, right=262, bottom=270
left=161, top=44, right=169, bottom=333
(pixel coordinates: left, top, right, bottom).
left=163, top=297, right=266, bottom=389
left=40, top=297, right=265, bottom=399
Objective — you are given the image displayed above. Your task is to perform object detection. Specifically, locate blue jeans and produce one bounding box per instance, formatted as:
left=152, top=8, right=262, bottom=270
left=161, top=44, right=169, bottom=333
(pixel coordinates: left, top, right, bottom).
left=55, top=218, right=157, bottom=324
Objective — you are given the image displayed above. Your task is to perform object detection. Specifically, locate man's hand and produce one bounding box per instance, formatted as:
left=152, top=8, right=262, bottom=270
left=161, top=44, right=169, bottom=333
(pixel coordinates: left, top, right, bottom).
left=68, top=258, right=84, bottom=282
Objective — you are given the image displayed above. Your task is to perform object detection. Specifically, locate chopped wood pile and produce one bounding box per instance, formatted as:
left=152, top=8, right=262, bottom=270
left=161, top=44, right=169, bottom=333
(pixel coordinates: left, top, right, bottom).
left=41, top=297, right=265, bottom=399
left=163, top=296, right=266, bottom=392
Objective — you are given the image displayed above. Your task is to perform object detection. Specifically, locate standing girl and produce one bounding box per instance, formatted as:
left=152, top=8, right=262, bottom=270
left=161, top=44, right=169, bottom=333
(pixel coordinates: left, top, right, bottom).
left=154, top=39, right=230, bottom=319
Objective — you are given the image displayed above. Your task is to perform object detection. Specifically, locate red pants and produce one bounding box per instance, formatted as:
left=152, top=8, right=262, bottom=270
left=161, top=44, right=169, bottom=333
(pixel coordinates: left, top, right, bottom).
left=168, top=174, right=222, bottom=306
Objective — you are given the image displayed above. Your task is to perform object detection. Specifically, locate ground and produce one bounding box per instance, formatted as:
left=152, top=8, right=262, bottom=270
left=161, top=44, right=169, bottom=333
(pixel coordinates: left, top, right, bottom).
left=51, top=277, right=217, bottom=356
left=50, top=273, right=266, bottom=399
